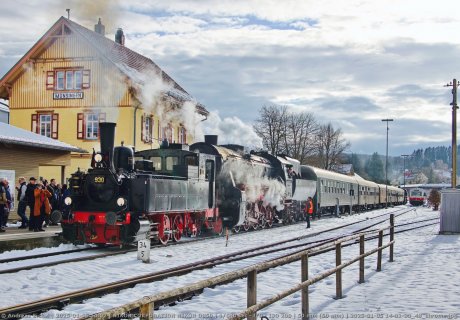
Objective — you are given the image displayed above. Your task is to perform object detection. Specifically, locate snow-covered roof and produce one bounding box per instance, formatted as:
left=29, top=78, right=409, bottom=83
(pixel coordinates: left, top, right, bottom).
left=0, top=103, right=8, bottom=113
left=0, top=122, right=86, bottom=153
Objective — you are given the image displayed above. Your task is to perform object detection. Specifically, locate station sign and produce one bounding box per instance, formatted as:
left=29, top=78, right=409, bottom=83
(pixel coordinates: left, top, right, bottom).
left=53, top=92, right=84, bottom=100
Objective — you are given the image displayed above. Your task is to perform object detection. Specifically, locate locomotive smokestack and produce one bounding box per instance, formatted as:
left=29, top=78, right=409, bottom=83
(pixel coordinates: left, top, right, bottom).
left=204, top=135, right=218, bottom=145
left=99, top=122, right=116, bottom=170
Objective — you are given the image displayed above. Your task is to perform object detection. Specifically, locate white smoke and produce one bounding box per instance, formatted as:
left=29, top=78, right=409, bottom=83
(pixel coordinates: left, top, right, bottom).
left=220, top=158, right=285, bottom=210
left=196, top=111, right=263, bottom=149
left=117, top=63, right=203, bottom=141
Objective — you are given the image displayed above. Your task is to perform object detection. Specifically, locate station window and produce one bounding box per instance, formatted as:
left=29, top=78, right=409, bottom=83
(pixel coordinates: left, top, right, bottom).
left=159, top=123, right=173, bottom=143
left=31, top=112, right=59, bottom=139
left=178, top=126, right=187, bottom=144
left=142, top=114, right=154, bottom=143
left=47, top=69, right=90, bottom=90
left=76, top=112, right=106, bottom=140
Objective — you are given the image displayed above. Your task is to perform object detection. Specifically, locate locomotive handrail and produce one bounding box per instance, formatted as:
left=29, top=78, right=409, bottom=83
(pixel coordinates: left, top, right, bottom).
left=80, top=215, right=396, bottom=320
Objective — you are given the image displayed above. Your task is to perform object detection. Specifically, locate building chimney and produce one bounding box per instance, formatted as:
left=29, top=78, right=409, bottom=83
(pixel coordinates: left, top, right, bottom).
left=115, top=28, right=125, bottom=46
left=94, top=18, right=105, bottom=36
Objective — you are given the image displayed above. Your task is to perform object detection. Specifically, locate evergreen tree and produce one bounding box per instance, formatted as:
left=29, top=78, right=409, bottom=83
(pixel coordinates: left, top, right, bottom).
left=365, top=152, right=384, bottom=183
left=351, top=153, right=364, bottom=176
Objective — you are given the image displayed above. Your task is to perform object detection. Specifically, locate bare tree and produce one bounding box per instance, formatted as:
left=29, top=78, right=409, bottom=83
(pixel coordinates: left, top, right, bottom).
left=315, top=123, right=350, bottom=170
left=253, top=105, right=288, bottom=155
left=281, top=112, right=319, bottom=163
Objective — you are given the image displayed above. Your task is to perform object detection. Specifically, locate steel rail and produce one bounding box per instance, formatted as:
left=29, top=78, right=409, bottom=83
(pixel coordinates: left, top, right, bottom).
left=0, top=210, right=419, bottom=317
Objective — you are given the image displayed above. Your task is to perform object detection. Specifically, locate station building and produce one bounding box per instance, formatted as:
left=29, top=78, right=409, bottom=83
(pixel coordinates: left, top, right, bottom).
left=0, top=16, right=208, bottom=178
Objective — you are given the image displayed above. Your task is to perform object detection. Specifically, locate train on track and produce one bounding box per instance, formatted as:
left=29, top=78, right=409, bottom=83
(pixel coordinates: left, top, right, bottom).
left=60, top=123, right=405, bottom=246
left=408, top=187, right=427, bottom=206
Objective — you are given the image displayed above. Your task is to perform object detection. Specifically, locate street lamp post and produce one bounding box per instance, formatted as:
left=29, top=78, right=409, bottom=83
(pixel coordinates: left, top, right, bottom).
left=382, top=119, right=394, bottom=208
left=401, top=154, right=409, bottom=187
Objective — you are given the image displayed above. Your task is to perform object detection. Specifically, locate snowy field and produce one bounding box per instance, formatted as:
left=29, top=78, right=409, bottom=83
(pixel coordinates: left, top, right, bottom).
left=0, top=206, right=451, bottom=319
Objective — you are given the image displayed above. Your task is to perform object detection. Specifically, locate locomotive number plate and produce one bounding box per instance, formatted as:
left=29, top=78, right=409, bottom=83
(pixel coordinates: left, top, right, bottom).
left=94, top=176, right=105, bottom=184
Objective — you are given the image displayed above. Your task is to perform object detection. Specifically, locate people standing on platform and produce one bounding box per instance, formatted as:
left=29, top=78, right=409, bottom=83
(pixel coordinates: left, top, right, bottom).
left=25, top=177, right=38, bottom=231
left=60, top=184, right=70, bottom=211
left=0, top=179, right=7, bottom=232
left=3, top=178, right=12, bottom=227
left=33, top=181, right=51, bottom=232
left=16, top=177, right=28, bottom=229
left=46, top=178, right=59, bottom=227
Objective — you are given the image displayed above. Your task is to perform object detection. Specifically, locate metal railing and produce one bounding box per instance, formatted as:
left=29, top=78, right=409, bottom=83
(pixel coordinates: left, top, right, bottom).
left=81, top=214, right=395, bottom=320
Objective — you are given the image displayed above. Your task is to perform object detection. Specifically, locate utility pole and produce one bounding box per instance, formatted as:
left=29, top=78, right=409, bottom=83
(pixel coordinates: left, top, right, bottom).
left=445, top=79, right=459, bottom=188
left=401, top=154, right=409, bottom=187
left=382, top=119, right=394, bottom=208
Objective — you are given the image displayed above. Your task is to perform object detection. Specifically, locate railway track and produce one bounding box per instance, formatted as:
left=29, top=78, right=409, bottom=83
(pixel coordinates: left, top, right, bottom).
left=0, top=207, right=423, bottom=317
left=0, top=207, right=410, bottom=275
left=79, top=218, right=439, bottom=320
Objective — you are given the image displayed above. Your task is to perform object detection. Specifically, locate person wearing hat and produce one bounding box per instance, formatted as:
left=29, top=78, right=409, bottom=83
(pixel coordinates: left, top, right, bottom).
left=25, top=177, right=38, bottom=231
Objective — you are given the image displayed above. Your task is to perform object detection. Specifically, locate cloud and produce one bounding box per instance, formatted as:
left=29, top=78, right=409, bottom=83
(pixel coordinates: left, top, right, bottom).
left=1, top=0, right=459, bottom=157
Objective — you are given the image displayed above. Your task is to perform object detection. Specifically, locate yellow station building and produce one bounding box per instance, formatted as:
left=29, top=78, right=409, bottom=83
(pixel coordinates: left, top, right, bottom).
left=0, top=16, right=208, bottom=180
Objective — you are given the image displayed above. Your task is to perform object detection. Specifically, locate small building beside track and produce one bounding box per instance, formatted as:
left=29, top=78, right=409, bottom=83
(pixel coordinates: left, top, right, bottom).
left=0, top=122, right=84, bottom=220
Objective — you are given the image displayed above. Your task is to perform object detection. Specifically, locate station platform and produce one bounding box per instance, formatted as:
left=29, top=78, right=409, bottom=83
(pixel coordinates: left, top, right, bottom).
left=0, top=225, right=61, bottom=242
left=0, top=225, right=63, bottom=251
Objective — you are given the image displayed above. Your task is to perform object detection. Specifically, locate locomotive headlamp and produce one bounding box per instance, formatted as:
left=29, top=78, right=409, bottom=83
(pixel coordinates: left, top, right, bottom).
left=117, top=197, right=126, bottom=206
left=94, top=153, right=103, bottom=163
left=64, top=197, right=72, bottom=205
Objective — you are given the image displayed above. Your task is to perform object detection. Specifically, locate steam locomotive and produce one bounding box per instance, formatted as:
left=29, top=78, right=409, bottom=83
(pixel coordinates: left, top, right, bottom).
left=60, top=122, right=404, bottom=246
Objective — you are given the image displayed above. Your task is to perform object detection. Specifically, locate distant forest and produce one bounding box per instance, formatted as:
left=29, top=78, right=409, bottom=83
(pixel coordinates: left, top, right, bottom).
left=345, top=146, right=456, bottom=184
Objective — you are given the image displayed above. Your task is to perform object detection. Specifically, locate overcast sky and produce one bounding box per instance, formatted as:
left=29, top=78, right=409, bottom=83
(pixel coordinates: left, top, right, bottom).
left=1, top=0, right=459, bottom=156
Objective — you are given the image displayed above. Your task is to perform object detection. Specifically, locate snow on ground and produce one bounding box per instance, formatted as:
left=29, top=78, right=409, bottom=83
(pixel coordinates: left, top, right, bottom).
left=158, top=207, right=455, bottom=319
left=0, top=206, right=446, bottom=319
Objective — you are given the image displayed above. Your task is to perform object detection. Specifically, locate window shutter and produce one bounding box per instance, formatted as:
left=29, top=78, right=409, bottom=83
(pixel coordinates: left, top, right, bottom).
left=77, top=113, right=84, bottom=139
left=150, top=116, right=154, bottom=142
left=141, top=114, right=145, bottom=142
left=51, top=113, right=59, bottom=139
left=46, top=71, right=55, bottom=90
left=31, top=114, right=38, bottom=134
left=82, top=70, right=91, bottom=89
left=183, top=127, right=187, bottom=144
left=99, top=112, right=106, bottom=122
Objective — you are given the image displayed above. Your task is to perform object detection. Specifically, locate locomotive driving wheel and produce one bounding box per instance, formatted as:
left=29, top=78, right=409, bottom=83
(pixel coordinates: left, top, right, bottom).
left=159, top=215, right=171, bottom=245
left=172, top=215, right=183, bottom=242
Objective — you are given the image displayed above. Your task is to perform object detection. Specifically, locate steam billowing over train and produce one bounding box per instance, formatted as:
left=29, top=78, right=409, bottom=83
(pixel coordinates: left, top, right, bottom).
left=60, top=123, right=405, bottom=246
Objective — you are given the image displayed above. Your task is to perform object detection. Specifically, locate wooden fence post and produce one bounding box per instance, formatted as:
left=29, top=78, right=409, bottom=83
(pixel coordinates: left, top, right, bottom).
left=301, top=254, right=309, bottom=320
left=359, top=234, right=365, bottom=283
left=389, top=214, right=394, bottom=262
left=377, top=230, right=383, bottom=271
left=139, top=301, right=154, bottom=320
left=336, top=242, right=342, bottom=299
left=247, top=270, right=257, bottom=320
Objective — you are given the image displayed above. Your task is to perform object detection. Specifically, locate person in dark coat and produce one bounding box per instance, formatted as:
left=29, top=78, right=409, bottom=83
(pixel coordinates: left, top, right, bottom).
left=25, top=177, right=38, bottom=231
left=2, top=178, right=12, bottom=227
left=16, top=177, right=28, bottom=228
left=0, top=180, right=6, bottom=232
left=45, top=179, right=59, bottom=227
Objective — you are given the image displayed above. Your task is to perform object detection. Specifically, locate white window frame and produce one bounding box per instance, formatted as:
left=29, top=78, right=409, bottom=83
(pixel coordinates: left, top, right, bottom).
left=85, top=113, right=99, bottom=140
left=39, top=114, right=52, bottom=138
